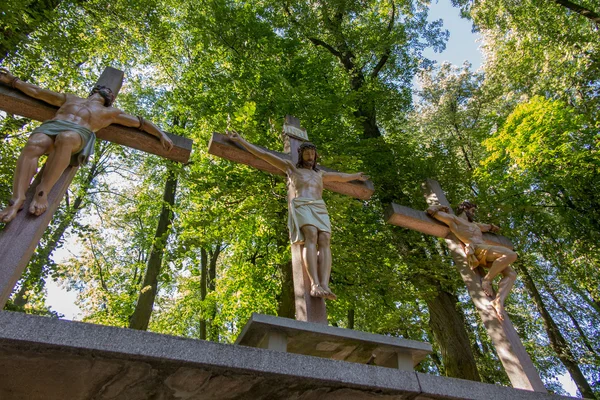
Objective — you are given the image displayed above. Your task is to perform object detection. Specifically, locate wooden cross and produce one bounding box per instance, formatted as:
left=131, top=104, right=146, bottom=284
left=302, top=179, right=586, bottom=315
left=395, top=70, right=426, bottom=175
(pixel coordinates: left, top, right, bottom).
left=0, top=67, right=193, bottom=308
left=385, top=179, right=546, bottom=392
left=208, top=115, right=374, bottom=324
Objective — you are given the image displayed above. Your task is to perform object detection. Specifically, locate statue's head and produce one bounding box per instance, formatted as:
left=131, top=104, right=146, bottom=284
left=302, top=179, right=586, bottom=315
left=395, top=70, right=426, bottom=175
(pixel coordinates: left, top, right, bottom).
left=457, top=200, right=477, bottom=222
left=296, top=142, right=319, bottom=171
left=89, top=85, right=115, bottom=107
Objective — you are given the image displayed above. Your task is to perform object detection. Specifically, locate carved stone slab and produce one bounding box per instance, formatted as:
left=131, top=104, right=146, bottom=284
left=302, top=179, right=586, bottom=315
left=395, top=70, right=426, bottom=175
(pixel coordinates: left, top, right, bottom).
left=235, top=313, right=432, bottom=370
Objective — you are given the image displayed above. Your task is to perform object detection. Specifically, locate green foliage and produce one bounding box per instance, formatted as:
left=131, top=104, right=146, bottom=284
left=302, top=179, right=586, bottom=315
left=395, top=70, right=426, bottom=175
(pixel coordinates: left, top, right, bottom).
left=1, top=0, right=599, bottom=394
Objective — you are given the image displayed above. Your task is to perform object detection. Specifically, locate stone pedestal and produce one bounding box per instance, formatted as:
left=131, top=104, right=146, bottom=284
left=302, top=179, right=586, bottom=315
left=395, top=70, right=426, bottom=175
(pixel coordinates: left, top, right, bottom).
left=236, top=313, right=433, bottom=371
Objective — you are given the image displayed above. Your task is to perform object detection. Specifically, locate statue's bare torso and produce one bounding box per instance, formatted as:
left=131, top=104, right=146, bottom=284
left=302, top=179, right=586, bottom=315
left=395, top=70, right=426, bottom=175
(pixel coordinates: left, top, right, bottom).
left=288, top=168, right=323, bottom=199
left=53, top=94, right=121, bottom=132
left=445, top=217, right=486, bottom=246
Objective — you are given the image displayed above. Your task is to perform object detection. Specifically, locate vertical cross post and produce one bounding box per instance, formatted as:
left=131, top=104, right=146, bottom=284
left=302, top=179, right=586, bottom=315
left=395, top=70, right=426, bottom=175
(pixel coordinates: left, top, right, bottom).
left=282, top=116, right=327, bottom=324
left=207, top=116, right=374, bottom=324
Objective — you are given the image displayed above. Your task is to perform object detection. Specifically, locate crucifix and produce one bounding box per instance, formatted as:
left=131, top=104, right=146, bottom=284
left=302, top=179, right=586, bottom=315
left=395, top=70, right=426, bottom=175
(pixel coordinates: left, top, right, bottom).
left=208, top=116, right=373, bottom=324
left=385, top=179, right=546, bottom=392
left=0, top=67, right=193, bottom=308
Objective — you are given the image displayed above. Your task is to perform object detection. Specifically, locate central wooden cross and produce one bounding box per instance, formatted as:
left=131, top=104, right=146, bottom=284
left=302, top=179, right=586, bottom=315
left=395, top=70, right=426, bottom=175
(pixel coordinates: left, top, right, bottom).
left=208, top=116, right=374, bottom=324
left=385, top=179, right=546, bottom=392
left=0, top=67, right=193, bottom=308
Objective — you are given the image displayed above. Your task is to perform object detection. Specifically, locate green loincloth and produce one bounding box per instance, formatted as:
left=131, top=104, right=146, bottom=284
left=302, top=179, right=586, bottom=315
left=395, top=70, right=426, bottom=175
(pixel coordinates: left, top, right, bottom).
left=31, top=119, right=96, bottom=166
left=288, top=197, right=331, bottom=244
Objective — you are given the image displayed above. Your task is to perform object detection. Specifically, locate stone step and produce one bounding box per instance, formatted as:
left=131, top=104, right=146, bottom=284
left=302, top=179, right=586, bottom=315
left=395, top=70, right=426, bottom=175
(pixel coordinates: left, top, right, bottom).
left=235, top=313, right=432, bottom=371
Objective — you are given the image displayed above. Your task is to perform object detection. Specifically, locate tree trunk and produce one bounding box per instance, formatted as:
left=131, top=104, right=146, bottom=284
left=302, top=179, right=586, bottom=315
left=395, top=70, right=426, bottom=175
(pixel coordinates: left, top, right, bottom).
left=207, top=244, right=221, bottom=341
left=347, top=308, right=355, bottom=330
left=129, top=169, right=177, bottom=331
left=425, top=286, right=482, bottom=381
left=276, top=260, right=295, bottom=319
left=200, top=248, right=208, bottom=340
left=516, top=262, right=595, bottom=399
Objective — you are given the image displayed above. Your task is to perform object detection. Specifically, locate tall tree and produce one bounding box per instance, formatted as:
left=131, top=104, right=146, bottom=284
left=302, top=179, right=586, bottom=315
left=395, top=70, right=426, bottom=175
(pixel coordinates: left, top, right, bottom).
left=129, top=167, right=178, bottom=330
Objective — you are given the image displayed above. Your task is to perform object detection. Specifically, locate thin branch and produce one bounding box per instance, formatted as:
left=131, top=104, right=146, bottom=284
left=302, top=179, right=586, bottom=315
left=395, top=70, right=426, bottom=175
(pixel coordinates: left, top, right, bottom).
left=308, top=37, right=344, bottom=60
left=370, top=1, right=396, bottom=79
left=552, top=0, right=600, bottom=26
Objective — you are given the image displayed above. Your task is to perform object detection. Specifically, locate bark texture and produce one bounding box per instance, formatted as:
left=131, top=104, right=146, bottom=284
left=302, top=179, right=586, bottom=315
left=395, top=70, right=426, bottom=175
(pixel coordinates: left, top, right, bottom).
left=129, top=169, right=177, bottom=331
left=426, top=286, right=482, bottom=381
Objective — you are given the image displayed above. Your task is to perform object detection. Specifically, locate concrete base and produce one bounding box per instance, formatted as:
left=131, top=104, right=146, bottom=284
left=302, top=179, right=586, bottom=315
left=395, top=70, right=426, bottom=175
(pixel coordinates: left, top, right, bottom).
left=0, top=311, right=575, bottom=400
left=236, top=313, right=432, bottom=370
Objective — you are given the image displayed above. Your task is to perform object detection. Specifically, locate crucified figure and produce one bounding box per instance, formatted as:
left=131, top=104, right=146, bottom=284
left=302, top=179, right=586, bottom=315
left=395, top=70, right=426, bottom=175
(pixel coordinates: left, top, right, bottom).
left=228, top=131, right=368, bottom=300
left=427, top=201, right=518, bottom=321
left=0, top=69, right=173, bottom=223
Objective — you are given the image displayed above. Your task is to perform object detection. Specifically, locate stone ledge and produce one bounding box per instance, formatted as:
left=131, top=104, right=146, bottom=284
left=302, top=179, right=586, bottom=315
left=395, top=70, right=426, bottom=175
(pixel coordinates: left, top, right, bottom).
left=236, top=313, right=432, bottom=369
left=0, top=311, right=579, bottom=400
left=0, top=311, right=419, bottom=399
left=416, top=373, right=577, bottom=400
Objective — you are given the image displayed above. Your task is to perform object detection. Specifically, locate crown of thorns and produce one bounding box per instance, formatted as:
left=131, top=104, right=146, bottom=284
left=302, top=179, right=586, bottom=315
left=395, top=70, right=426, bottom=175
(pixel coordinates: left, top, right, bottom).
left=296, top=142, right=319, bottom=170
left=90, top=85, right=115, bottom=107
left=457, top=200, right=477, bottom=214
left=298, top=142, right=317, bottom=153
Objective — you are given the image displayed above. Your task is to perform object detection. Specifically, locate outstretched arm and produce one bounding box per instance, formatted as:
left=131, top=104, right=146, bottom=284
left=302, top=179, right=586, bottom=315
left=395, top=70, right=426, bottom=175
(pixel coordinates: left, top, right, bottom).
left=477, top=222, right=500, bottom=233
left=114, top=112, right=174, bottom=151
left=0, top=68, right=66, bottom=107
left=426, top=205, right=457, bottom=226
left=322, top=171, right=369, bottom=183
left=228, top=131, right=293, bottom=173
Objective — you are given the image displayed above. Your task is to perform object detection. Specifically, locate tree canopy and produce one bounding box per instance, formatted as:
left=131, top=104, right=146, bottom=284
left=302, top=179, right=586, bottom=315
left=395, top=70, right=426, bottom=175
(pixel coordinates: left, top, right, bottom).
left=1, top=0, right=598, bottom=397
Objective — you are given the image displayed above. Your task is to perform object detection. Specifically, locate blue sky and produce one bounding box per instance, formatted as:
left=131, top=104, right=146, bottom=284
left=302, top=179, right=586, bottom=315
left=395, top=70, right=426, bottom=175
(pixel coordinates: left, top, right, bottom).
left=424, top=0, right=483, bottom=69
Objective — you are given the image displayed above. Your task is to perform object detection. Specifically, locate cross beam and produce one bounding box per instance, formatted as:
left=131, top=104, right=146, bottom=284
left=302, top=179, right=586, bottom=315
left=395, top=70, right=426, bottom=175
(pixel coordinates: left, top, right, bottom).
left=208, top=132, right=373, bottom=200
left=384, top=203, right=513, bottom=249
left=208, top=117, right=374, bottom=323
left=0, top=67, right=192, bottom=308
left=385, top=179, right=546, bottom=392
left=0, top=77, right=192, bottom=164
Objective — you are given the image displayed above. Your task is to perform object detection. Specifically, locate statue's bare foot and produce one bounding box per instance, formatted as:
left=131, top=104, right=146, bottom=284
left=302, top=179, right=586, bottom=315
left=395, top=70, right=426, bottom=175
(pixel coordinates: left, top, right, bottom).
left=321, top=285, right=337, bottom=301
left=0, top=199, right=24, bottom=223
left=481, top=279, right=494, bottom=298
left=490, top=298, right=505, bottom=321
left=310, top=284, right=329, bottom=299
left=29, top=190, right=48, bottom=216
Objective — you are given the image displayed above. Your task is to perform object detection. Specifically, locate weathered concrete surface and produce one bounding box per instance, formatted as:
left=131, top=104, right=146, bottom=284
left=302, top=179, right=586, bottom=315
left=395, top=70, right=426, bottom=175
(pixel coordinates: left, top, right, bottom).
left=0, top=311, right=419, bottom=400
left=415, top=373, right=576, bottom=400
left=0, top=312, right=578, bottom=400
left=236, top=314, right=431, bottom=369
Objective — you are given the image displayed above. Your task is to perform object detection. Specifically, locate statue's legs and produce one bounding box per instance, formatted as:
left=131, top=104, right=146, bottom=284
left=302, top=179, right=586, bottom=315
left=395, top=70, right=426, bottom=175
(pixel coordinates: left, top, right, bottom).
left=482, top=247, right=518, bottom=321
left=490, top=267, right=517, bottom=321
left=0, top=133, right=53, bottom=223
left=301, top=225, right=329, bottom=299
left=29, top=131, right=82, bottom=216
left=317, top=232, right=336, bottom=300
